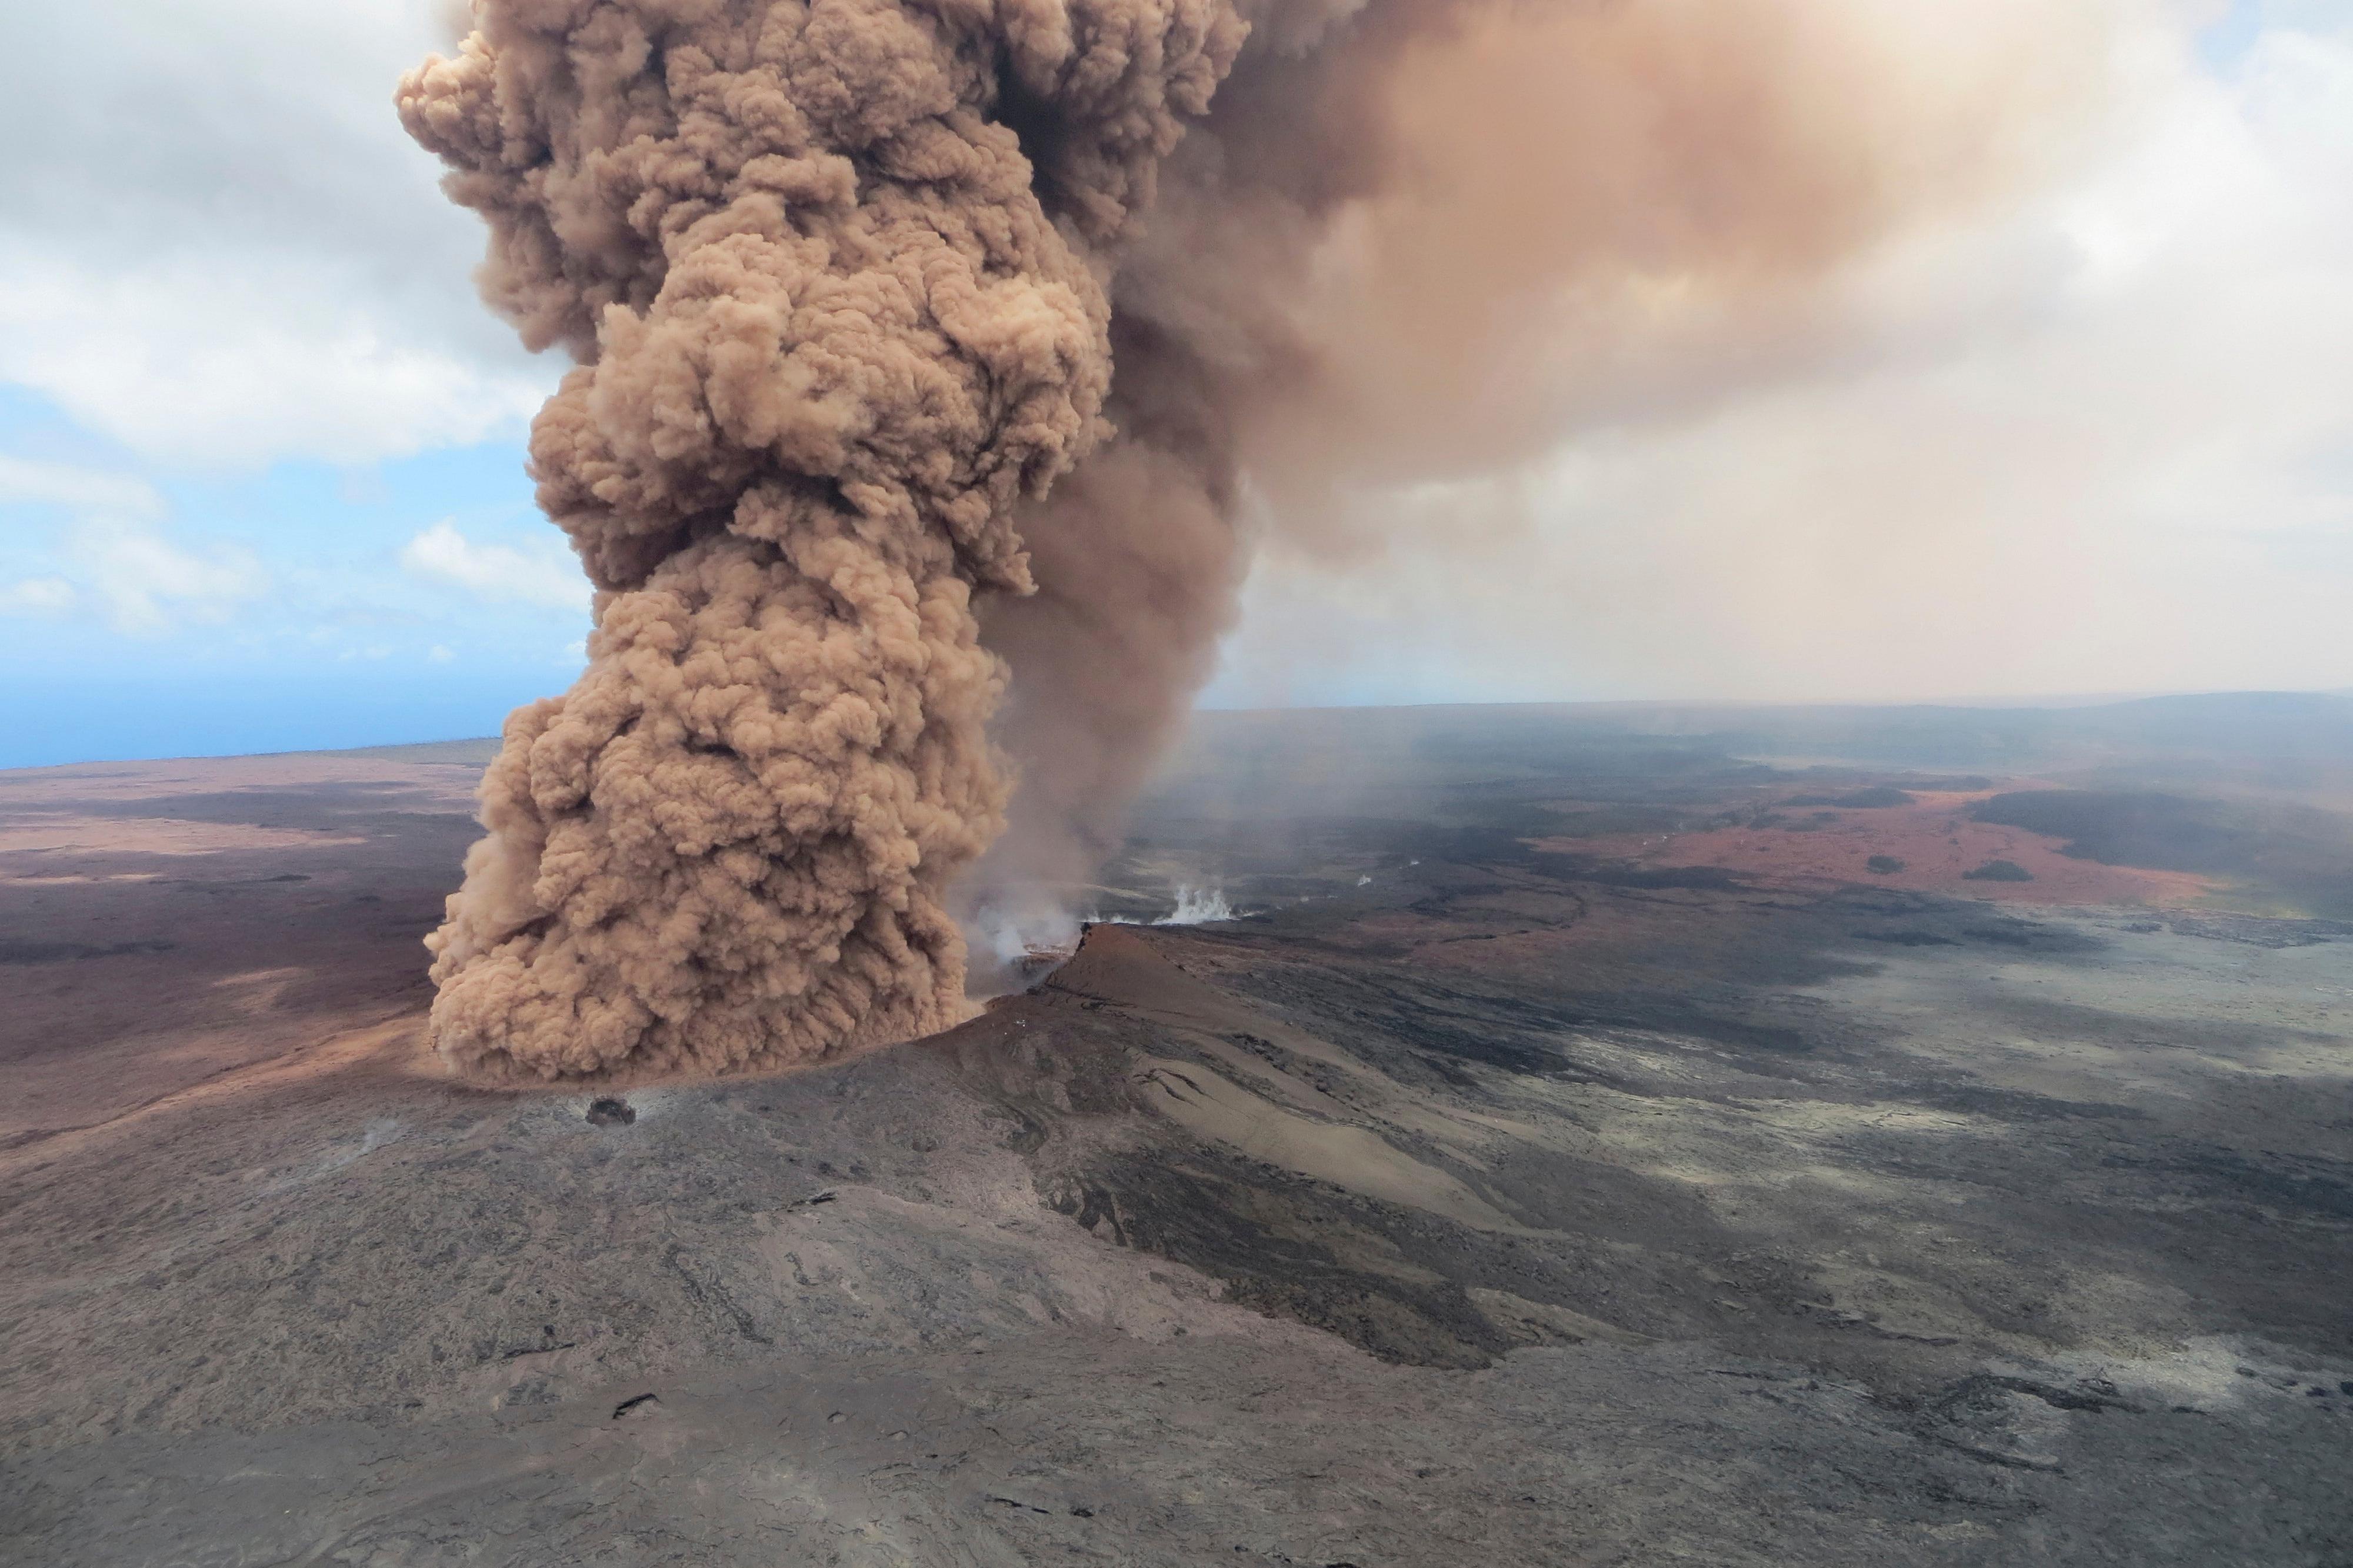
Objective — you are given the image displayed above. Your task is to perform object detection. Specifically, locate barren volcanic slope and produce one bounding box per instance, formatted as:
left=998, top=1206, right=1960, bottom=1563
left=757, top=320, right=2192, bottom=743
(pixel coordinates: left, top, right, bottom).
left=4, top=706, right=2352, bottom=1566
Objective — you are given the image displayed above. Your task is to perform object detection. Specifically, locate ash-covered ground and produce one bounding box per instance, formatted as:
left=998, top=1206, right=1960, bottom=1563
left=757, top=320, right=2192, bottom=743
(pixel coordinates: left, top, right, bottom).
left=4, top=700, right=2350, bottom=1566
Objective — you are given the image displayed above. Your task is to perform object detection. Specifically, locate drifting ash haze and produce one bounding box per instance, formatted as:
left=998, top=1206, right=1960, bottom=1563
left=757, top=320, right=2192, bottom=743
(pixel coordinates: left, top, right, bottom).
left=401, top=0, right=2132, bottom=1082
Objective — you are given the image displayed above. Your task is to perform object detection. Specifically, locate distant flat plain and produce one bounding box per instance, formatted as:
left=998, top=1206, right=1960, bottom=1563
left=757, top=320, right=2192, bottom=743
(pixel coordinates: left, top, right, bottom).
left=2, top=695, right=2349, bottom=1565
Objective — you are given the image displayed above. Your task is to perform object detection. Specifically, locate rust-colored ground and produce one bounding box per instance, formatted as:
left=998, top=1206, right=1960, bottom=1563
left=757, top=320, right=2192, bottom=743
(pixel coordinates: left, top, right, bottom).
left=0, top=754, right=479, bottom=1147
left=1545, top=787, right=2215, bottom=907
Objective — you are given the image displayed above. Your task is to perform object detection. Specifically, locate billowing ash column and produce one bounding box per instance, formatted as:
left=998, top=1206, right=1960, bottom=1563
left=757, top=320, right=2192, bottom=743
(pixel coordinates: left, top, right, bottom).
left=399, top=0, right=1244, bottom=1080
left=404, top=0, right=2110, bottom=1080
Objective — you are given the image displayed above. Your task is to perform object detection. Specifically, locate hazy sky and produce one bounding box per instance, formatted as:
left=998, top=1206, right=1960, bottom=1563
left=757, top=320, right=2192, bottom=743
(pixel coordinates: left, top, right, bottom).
left=1, top=0, right=2347, bottom=766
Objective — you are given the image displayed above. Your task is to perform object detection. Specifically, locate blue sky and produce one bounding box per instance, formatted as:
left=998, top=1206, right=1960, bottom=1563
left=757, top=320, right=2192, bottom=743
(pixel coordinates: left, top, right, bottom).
left=0, top=386, right=581, bottom=766
left=0, top=0, right=582, bottom=766
left=3, top=0, right=2351, bottom=767
left=1, top=379, right=588, bottom=767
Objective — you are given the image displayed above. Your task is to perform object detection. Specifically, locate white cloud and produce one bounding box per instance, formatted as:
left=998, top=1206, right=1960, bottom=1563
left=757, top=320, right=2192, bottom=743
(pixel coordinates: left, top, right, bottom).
left=0, top=455, right=165, bottom=521
left=0, top=577, right=79, bottom=618
left=0, top=253, right=550, bottom=469
left=427, top=643, right=455, bottom=663
left=0, top=456, right=264, bottom=633
left=0, top=0, right=556, bottom=468
left=65, top=522, right=269, bottom=637
left=402, top=519, right=589, bottom=612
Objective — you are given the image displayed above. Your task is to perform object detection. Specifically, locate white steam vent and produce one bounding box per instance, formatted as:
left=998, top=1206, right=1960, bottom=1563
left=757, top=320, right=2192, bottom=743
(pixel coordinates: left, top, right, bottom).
left=1155, top=886, right=1237, bottom=926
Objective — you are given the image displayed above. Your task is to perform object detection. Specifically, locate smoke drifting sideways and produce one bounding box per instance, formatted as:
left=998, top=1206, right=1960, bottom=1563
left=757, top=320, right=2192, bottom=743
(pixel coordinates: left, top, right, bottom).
left=951, top=0, right=2127, bottom=972
left=403, top=0, right=2131, bottom=1082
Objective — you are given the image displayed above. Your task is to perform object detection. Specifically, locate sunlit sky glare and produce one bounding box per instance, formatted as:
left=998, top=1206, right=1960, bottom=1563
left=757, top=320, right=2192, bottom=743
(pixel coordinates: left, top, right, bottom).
left=2, top=0, right=2348, bottom=766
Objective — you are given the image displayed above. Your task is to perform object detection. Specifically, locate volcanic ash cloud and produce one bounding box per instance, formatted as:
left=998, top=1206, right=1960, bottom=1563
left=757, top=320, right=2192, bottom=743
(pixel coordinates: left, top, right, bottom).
left=405, top=0, right=2121, bottom=1081
left=398, top=0, right=1245, bottom=1080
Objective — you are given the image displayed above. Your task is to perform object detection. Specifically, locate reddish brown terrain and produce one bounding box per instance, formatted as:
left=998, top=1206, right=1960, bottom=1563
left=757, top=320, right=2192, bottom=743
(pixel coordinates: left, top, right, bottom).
left=1547, top=786, right=2217, bottom=907
left=0, top=750, right=482, bottom=1149
left=3, top=705, right=2350, bottom=1566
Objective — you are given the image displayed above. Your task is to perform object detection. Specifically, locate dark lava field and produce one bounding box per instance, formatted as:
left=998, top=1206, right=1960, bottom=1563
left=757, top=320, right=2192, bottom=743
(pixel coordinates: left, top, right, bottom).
left=3, top=698, right=2350, bottom=1566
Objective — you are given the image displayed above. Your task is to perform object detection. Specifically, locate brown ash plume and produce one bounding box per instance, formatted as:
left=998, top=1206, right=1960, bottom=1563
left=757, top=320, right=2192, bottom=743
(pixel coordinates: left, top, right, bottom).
left=405, top=0, right=2128, bottom=1075
left=399, top=0, right=1243, bottom=1080
left=958, top=0, right=2121, bottom=954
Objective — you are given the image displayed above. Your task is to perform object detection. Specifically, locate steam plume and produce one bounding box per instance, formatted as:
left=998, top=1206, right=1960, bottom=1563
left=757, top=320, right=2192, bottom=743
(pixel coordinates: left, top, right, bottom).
left=404, top=0, right=2125, bottom=1079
